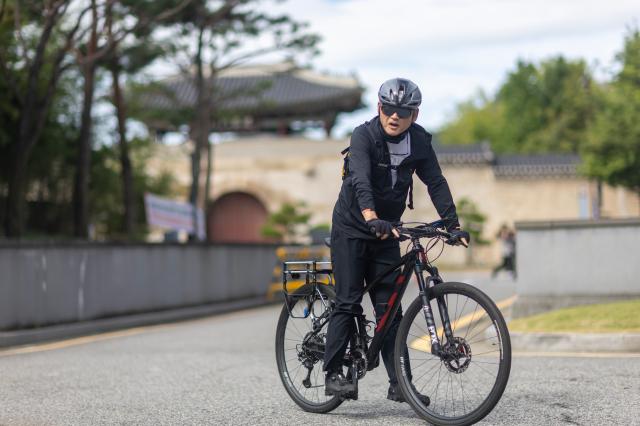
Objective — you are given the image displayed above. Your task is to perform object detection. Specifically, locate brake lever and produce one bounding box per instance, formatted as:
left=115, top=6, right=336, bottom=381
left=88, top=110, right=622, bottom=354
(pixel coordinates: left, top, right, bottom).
left=446, top=235, right=468, bottom=248
left=445, top=235, right=459, bottom=246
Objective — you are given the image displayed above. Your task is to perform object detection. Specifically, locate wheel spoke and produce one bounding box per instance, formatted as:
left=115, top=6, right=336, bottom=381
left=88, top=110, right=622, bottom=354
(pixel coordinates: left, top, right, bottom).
left=467, top=335, right=498, bottom=345
left=275, top=286, right=340, bottom=409
left=396, top=284, right=510, bottom=422
left=412, top=358, right=443, bottom=384
left=462, top=303, right=480, bottom=341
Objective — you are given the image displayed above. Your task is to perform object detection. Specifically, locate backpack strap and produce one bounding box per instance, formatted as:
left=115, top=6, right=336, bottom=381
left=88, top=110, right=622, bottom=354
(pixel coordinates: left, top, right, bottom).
left=407, top=180, right=414, bottom=210
left=341, top=147, right=350, bottom=180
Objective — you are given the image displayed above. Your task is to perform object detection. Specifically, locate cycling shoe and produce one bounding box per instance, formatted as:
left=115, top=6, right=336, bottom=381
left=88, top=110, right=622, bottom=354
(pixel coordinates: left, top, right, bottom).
left=325, top=372, right=356, bottom=397
left=387, top=383, right=430, bottom=406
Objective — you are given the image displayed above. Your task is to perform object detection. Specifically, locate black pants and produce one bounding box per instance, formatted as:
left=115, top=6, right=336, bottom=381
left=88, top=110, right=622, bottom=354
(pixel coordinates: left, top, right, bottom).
left=492, top=255, right=515, bottom=276
left=323, top=228, right=408, bottom=385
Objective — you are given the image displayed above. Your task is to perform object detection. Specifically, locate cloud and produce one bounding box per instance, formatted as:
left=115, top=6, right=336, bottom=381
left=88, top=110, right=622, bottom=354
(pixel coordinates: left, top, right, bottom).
left=266, top=0, right=637, bottom=135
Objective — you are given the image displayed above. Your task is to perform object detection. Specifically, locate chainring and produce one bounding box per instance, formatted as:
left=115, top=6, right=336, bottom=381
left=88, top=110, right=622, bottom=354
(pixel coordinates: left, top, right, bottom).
left=348, top=348, right=368, bottom=379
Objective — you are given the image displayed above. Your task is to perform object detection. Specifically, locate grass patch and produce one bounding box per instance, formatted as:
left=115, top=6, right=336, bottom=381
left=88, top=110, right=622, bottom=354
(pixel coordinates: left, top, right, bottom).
left=509, top=299, right=640, bottom=333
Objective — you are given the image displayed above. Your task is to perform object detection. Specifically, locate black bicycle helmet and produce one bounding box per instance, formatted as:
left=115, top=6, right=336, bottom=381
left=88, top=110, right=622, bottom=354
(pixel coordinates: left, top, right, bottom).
left=378, top=78, right=422, bottom=110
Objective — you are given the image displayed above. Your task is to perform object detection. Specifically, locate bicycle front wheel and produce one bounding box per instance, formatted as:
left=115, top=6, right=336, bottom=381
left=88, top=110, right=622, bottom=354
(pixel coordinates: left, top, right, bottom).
left=275, top=283, right=343, bottom=413
left=394, top=282, right=511, bottom=426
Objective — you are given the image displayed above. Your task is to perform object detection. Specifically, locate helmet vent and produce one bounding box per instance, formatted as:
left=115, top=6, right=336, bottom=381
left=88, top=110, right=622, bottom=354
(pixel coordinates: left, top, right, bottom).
left=378, top=77, right=421, bottom=109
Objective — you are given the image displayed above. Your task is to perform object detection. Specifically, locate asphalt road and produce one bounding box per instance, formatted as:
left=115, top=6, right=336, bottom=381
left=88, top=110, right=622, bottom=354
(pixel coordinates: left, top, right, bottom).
left=1, top=273, right=638, bottom=425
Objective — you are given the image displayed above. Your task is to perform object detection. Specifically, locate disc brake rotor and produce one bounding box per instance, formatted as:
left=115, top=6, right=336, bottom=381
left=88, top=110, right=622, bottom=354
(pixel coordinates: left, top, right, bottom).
left=443, top=337, right=472, bottom=373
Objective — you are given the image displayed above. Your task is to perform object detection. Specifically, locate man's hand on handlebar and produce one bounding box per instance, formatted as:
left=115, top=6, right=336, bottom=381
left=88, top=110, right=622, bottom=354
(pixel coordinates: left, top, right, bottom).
left=447, top=228, right=471, bottom=248
left=367, top=218, right=400, bottom=240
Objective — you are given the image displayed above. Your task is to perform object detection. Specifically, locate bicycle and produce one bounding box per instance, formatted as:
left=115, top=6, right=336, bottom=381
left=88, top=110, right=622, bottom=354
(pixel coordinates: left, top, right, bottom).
left=275, top=220, right=511, bottom=426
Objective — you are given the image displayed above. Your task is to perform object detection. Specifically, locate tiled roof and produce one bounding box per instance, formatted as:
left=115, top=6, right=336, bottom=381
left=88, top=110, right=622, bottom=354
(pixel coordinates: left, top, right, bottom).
left=433, top=142, right=494, bottom=165
left=433, top=142, right=581, bottom=177
left=139, top=62, right=363, bottom=121
left=493, top=154, right=581, bottom=177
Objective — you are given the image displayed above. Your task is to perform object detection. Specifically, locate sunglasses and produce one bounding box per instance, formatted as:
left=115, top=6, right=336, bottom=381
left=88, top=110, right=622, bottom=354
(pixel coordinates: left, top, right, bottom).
left=381, top=105, right=413, bottom=119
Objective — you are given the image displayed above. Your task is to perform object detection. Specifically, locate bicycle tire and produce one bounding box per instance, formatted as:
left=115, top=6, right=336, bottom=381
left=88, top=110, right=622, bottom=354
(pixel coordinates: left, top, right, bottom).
left=275, top=283, right=343, bottom=413
left=394, top=282, right=511, bottom=426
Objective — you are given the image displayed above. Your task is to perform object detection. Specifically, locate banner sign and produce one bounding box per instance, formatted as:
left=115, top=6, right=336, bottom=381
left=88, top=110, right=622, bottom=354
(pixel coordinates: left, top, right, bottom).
left=144, top=193, right=205, bottom=240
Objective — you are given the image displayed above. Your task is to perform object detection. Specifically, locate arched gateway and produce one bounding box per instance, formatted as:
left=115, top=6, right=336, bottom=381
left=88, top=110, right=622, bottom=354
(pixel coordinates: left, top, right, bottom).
left=207, top=192, right=269, bottom=243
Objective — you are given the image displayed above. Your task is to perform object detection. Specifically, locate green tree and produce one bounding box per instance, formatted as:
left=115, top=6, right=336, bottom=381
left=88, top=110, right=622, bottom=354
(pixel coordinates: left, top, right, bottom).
left=0, top=0, right=191, bottom=238
left=90, top=137, right=176, bottom=239
left=456, top=197, right=488, bottom=245
left=72, top=0, right=192, bottom=238
left=582, top=28, right=640, bottom=195
left=498, top=57, right=597, bottom=154
left=142, top=0, right=320, bottom=239
left=0, top=0, right=91, bottom=237
left=438, top=90, right=504, bottom=146
left=104, top=0, right=193, bottom=237
left=439, top=56, right=600, bottom=155
left=456, top=197, right=488, bottom=265
left=261, top=202, right=311, bottom=243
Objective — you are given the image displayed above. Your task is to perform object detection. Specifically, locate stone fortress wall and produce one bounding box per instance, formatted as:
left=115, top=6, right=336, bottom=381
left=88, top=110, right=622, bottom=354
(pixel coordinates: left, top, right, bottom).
left=148, top=136, right=639, bottom=266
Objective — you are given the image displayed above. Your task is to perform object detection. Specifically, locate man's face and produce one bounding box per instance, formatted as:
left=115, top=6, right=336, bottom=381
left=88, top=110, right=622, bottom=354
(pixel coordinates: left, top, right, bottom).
left=378, top=103, right=418, bottom=136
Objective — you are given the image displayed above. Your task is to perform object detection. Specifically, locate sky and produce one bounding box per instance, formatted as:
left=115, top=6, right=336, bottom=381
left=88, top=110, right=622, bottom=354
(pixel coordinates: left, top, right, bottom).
left=263, top=0, right=639, bottom=137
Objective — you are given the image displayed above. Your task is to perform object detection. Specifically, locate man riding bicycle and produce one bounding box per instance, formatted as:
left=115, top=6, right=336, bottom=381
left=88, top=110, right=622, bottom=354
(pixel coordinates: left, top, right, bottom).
left=324, top=78, right=470, bottom=402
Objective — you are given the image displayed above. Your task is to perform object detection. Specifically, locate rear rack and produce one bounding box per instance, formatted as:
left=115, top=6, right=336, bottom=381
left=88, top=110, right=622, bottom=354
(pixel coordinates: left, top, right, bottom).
left=282, top=261, right=334, bottom=319
left=282, top=260, right=333, bottom=296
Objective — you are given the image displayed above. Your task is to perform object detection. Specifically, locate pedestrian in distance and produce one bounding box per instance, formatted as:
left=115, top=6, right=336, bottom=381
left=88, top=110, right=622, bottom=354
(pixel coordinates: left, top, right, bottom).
left=492, top=224, right=516, bottom=279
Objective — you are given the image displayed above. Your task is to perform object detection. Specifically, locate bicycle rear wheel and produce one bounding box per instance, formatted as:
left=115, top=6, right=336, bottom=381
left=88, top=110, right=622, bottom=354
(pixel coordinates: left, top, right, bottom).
left=394, top=282, right=511, bottom=426
left=275, top=283, right=343, bottom=413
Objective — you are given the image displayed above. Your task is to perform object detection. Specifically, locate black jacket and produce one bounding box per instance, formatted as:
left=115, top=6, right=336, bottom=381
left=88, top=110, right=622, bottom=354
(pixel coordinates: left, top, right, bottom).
left=333, top=116, right=460, bottom=239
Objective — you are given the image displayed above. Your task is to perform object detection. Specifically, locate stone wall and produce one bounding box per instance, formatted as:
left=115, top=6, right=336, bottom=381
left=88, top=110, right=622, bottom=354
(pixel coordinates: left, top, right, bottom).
left=512, top=219, right=640, bottom=317
left=148, top=136, right=639, bottom=265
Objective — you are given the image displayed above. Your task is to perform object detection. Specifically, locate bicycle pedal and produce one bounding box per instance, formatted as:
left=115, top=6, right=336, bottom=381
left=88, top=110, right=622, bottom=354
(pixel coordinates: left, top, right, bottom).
left=340, top=389, right=358, bottom=401
left=325, top=385, right=357, bottom=399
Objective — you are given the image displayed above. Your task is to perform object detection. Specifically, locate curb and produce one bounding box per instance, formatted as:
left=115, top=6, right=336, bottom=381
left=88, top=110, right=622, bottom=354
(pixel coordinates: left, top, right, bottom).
left=0, top=296, right=278, bottom=349
left=510, top=331, right=640, bottom=353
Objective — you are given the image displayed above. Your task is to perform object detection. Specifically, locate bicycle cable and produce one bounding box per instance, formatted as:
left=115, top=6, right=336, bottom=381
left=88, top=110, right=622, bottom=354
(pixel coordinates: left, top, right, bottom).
left=425, top=236, right=445, bottom=265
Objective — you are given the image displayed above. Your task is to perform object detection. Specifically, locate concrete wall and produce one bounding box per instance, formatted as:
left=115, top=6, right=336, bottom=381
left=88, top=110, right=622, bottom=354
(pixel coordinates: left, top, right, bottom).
left=0, top=243, right=278, bottom=331
left=513, top=219, right=640, bottom=317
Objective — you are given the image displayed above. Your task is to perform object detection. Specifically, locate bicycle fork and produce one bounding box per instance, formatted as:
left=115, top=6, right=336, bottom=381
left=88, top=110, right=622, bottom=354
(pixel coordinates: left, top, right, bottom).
left=415, top=263, right=454, bottom=356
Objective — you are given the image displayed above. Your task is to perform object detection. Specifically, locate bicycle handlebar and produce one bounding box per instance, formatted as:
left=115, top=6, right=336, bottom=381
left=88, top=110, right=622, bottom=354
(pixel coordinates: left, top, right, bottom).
left=394, top=220, right=463, bottom=246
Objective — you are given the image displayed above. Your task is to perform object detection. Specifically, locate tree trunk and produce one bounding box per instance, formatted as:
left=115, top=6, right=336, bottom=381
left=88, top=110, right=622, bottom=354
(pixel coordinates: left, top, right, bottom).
left=4, top=147, right=29, bottom=237
left=104, top=1, right=135, bottom=238
left=111, top=65, right=135, bottom=237
left=204, top=138, right=213, bottom=197
left=204, top=136, right=212, bottom=215
left=189, top=139, right=202, bottom=238
left=203, top=136, right=215, bottom=240
left=189, top=25, right=210, bottom=240
left=73, top=64, right=95, bottom=238
left=4, top=94, right=53, bottom=237
left=73, top=0, right=98, bottom=238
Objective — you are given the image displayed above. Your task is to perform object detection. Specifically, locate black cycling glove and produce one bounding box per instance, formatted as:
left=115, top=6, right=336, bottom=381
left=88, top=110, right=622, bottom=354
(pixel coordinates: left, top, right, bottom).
left=448, top=228, right=471, bottom=247
left=367, top=219, right=395, bottom=239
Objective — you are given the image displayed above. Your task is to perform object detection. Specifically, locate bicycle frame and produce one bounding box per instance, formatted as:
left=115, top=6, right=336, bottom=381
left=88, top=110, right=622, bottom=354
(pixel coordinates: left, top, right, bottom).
left=362, top=238, right=454, bottom=368
left=280, top=234, right=458, bottom=373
